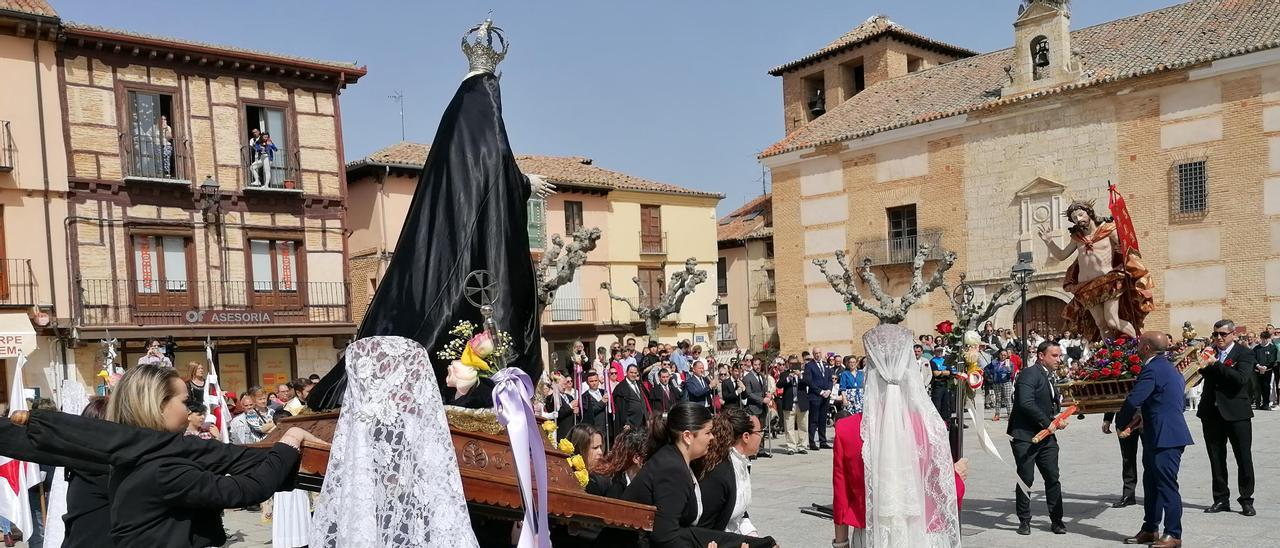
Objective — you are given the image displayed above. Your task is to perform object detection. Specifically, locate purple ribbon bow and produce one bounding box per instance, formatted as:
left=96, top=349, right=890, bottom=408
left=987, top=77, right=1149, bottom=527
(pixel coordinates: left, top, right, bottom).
left=492, top=367, right=551, bottom=548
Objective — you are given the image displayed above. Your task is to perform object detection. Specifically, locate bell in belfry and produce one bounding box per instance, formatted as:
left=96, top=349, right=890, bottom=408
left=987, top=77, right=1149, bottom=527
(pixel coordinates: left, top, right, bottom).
left=1033, top=40, right=1051, bottom=68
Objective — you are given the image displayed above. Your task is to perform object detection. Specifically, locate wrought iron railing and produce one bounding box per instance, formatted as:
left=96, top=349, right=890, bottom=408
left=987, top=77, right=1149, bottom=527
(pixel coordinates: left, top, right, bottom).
left=753, top=279, right=776, bottom=302
left=123, top=134, right=190, bottom=183
left=640, top=231, right=667, bottom=255
left=716, top=323, right=737, bottom=342
left=854, top=230, right=944, bottom=266
left=0, top=121, right=14, bottom=172
left=77, top=278, right=349, bottom=327
left=541, top=297, right=597, bottom=323
left=241, top=146, right=301, bottom=191
left=0, top=259, right=36, bottom=306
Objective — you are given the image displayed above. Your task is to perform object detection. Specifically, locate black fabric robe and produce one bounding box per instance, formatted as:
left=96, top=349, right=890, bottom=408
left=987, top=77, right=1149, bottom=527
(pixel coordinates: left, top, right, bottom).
left=310, top=73, right=542, bottom=410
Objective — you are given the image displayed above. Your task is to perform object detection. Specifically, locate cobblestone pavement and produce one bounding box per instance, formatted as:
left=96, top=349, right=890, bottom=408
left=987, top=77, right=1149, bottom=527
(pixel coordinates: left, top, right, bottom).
left=20, top=409, right=1278, bottom=547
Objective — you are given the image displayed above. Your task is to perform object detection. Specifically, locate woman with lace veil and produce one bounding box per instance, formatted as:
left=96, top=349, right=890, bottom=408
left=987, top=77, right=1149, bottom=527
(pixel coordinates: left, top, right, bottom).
left=832, top=324, right=968, bottom=548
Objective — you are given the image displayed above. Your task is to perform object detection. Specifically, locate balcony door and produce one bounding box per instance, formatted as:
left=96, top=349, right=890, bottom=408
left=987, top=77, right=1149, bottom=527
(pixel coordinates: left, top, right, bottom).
left=125, top=90, right=178, bottom=180
left=132, top=235, right=193, bottom=312
left=640, top=205, right=662, bottom=253
left=245, top=105, right=290, bottom=186
left=249, top=239, right=301, bottom=310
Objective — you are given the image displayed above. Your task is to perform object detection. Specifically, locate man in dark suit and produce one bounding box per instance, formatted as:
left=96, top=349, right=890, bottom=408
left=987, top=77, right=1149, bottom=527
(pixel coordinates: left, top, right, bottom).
left=776, top=359, right=809, bottom=455
left=543, top=376, right=576, bottom=441
left=1102, top=409, right=1141, bottom=508
left=612, top=363, right=651, bottom=433
left=742, top=360, right=766, bottom=419
left=1197, top=319, right=1257, bottom=516
left=579, top=371, right=610, bottom=434
left=1253, top=331, right=1277, bottom=410
left=683, top=360, right=713, bottom=407
left=647, top=367, right=681, bottom=416
left=804, top=351, right=833, bottom=450
left=720, top=366, right=745, bottom=408
left=1118, top=332, right=1194, bottom=548
left=1007, top=340, right=1067, bottom=536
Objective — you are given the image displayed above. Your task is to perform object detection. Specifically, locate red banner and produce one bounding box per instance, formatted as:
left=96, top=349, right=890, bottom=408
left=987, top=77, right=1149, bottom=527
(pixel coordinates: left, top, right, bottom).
left=1108, top=183, right=1140, bottom=256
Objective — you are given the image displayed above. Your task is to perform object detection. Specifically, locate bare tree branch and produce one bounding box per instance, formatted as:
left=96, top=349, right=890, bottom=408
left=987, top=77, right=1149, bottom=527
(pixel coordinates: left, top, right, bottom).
left=812, top=243, right=956, bottom=325
left=537, top=227, right=602, bottom=305
left=599, top=257, right=708, bottom=337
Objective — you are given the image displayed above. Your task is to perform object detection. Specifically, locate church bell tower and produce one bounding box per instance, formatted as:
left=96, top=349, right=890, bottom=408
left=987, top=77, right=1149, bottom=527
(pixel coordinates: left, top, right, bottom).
left=1003, top=0, right=1080, bottom=97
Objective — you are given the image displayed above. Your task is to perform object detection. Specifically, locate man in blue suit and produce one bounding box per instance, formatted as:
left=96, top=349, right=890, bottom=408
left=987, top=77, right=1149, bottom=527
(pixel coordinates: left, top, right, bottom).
left=804, top=350, right=833, bottom=450
left=1117, top=332, right=1193, bottom=548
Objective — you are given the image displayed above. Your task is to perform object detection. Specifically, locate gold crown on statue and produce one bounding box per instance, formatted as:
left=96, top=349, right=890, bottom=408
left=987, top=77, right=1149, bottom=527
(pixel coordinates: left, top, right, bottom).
left=461, top=18, right=509, bottom=76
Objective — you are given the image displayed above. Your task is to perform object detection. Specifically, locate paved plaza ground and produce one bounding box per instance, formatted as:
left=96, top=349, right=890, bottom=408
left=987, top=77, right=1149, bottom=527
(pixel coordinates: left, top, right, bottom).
left=17, top=409, right=1277, bottom=547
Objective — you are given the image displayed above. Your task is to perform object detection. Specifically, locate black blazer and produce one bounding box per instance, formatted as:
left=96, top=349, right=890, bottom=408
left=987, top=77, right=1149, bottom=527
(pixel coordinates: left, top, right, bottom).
left=682, top=375, right=713, bottom=407
left=720, top=379, right=743, bottom=407
left=622, top=445, right=772, bottom=548
left=109, top=443, right=299, bottom=547
left=20, top=411, right=280, bottom=548
left=648, top=382, right=680, bottom=415
left=1197, top=343, right=1256, bottom=422
left=1254, top=343, right=1277, bottom=371
left=612, top=380, right=649, bottom=432
left=544, top=393, right=576, bottom=441
left=695, top=458, right=738, bottom=532
left=586, top=471, right=630, bottom=499
left=776, top=371, right=810, bottom=412
left=580, top=389, right=610, bottom=433
left=1007, top=364, right=1061, bottom=442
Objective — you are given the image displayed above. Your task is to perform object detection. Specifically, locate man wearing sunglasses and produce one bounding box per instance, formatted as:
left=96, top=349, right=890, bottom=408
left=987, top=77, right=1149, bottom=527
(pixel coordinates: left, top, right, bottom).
left=1197, top=319, right=1257, bottom=516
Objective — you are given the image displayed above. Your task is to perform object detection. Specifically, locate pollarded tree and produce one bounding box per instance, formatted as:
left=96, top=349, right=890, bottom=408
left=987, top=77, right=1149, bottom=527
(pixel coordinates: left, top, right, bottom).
left=601, top=258, right=707, bottom=337
left=535, top=227, right=602, bottom=306
left=812, top=244, right=957, bottom=325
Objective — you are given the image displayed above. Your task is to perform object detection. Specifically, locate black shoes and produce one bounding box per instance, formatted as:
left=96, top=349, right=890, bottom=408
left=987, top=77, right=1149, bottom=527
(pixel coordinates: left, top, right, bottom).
left=819, top=442, right=833, bottom=449
left=1051, top=522, right=1067, bottom=534
left=1016, top=522, right=1031, bottom=536
left=1241, top=503, right=1256, bottom=516
left=808, top=444, right=820, bottom=451
left=1204, top=501, right=1231, bottom=513
left=1112, top=496, right=1137, bottom=508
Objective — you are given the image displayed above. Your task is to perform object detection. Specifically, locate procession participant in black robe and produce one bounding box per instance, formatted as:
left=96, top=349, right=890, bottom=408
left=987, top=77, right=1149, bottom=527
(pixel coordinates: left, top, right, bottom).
left=309, top=70, right=547, bottom=410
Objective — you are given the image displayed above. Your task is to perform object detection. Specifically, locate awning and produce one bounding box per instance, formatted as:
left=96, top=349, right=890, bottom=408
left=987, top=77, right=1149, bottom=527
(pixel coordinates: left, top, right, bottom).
left=0, top=312, right=37, bottom=358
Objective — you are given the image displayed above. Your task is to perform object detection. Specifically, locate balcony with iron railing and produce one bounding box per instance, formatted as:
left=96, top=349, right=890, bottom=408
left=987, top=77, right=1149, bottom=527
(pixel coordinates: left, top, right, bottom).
left=752, top=279, right=776, bottom=303
left=716, top=323, right=737, bottom=342
left=0, top=259, right=37, bottom=307
left=854, top=230, right=945, bottom=266
left=0, top=121, right=14, bottom=173
left=241, top=146, right=302, bottom=192
left=77, top=278, right=349, bottom=327
left=640, top=231, right=667, bottom=255
left=541, top=297, right=597, bottom=323
left=123, top=134, right=191, bottom=184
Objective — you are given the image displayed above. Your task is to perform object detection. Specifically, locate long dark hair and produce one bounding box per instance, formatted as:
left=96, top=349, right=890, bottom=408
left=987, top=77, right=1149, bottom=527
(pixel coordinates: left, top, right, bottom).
left=694, top=406, right=753, bottom=478
left=566, top=423, right=599, bottom=459
left=594, top=430, right=647, bottom=476
left=646, top=401, right=713, bottom=458
left=81, top=398, right=108, bottom=420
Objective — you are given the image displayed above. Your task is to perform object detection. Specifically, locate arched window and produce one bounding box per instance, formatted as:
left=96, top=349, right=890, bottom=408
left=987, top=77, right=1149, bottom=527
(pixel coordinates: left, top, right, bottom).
left=1030, top=36, right=1051, bottom=80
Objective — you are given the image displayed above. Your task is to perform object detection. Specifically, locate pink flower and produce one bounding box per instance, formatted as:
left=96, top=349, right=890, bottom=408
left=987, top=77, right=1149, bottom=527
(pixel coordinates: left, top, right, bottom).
left=468, top=332, right=495, bottom=358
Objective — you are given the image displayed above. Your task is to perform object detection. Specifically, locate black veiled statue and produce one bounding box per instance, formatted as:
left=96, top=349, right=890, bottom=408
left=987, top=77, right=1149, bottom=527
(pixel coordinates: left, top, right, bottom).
left=308, top=70, right=543, bottom=410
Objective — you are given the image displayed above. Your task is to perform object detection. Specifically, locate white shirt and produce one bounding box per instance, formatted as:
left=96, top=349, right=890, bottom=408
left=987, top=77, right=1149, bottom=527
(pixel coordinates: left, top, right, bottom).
left=726, top=448, right=757, bottom=536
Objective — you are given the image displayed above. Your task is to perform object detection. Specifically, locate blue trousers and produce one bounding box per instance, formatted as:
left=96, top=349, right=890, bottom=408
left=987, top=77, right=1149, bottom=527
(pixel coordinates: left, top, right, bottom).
left=807, top=396, right=829, bottom=444
left=1141, top=445, right=1184, bottom=539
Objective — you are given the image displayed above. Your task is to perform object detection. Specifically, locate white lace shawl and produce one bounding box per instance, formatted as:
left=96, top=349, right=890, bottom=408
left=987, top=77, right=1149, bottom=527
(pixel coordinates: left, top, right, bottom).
left=860, top=325, right=961, bottom=548
left=310, top=336, right=478, bottom=548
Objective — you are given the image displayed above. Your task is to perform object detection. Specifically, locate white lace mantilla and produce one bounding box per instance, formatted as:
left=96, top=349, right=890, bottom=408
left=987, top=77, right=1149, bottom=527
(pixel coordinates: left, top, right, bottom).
left=861, top=325, right=961, bottom=548
left=311, top=336, right=478, bottom=548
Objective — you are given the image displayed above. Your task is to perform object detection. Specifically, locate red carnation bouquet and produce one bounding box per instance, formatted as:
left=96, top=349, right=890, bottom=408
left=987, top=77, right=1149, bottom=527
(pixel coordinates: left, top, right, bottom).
left=1069, top=336, right=1143, bottom=381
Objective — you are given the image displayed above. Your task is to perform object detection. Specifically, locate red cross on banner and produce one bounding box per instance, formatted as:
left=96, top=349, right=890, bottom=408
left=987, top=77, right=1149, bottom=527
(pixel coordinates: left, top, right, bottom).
left=1108, top=183, right=1140, bottom=256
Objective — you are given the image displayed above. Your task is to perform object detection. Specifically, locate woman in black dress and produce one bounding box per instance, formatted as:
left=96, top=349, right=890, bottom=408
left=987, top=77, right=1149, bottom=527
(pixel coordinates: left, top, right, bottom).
left=622, top=402, right=775, bottom=548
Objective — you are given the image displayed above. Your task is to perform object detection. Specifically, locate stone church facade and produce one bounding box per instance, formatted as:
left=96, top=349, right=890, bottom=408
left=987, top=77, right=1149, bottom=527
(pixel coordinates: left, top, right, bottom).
left=762, top=0, right=1280, bottom=354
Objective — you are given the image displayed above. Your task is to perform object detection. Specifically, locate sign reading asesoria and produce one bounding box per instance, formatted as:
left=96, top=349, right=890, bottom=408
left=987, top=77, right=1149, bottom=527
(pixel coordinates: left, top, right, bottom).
left=184, top=310, right=275, bottom=324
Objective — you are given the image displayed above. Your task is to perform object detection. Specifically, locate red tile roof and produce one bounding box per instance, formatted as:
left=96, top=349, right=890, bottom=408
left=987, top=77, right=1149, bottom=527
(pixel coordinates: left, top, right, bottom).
left=717, top=194, right=772, bottom=243
left=769, top=15, right=977, bottom=76
left=63, top=22, right=366, bottom=77
left=761, top=0, right=1280, bottom=158
left=0, top=0, right=56, bottom=17
left=350, top=142, right=724, bottom=199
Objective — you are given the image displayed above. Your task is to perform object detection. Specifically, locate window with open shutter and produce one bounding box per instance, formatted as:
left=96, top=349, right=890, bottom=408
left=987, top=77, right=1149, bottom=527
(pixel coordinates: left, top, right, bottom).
left=527, top=197, right=546, bottom=249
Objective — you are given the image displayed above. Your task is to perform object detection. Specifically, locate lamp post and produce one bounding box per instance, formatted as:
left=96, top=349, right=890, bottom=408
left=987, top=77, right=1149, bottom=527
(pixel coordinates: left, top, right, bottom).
left=1011, top=257, right=1036, bottom=366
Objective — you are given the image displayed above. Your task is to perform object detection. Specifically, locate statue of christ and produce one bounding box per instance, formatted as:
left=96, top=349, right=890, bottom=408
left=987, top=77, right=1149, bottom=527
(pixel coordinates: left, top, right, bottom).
left=1038, top=201, right=1153, bottom=341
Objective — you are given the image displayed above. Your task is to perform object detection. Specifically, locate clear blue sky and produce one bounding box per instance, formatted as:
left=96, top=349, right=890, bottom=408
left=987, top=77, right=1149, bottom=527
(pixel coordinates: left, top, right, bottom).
left=55, top=0, right=1178, bottom=213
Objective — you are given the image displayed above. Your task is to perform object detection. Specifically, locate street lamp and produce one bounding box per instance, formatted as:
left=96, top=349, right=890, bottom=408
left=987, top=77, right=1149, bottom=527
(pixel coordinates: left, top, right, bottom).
left=199, top=176, right=221, bottom=217
left=1011, top=254, right=1036, bottom=366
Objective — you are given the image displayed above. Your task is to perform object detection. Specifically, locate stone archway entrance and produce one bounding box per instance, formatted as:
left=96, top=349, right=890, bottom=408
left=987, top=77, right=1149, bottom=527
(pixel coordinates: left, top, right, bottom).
left=1013, top=296, right=1068, bottom=336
